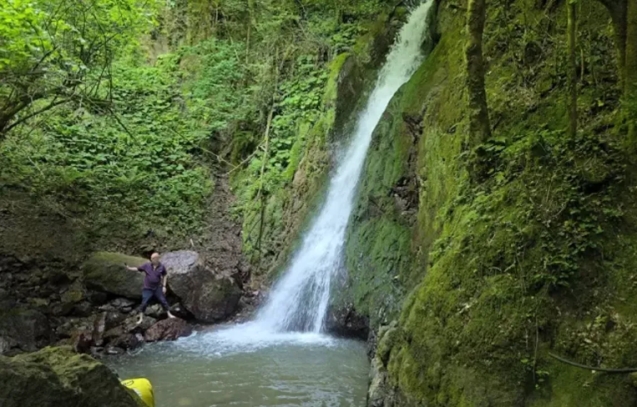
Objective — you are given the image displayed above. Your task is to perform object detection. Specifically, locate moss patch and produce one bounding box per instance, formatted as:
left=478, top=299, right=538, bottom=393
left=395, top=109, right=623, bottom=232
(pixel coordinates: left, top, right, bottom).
left=344, top=0, right=637, bottom=405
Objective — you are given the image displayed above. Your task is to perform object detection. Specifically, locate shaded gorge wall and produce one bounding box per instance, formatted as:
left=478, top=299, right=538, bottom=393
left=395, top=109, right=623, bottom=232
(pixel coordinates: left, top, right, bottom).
left=340, top=0, right=637, bottom=405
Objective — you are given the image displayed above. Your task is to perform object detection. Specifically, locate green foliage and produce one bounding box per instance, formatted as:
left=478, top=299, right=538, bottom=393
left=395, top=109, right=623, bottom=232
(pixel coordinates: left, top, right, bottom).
left=0, top=0, right=49, bottom=70
left=0, top=0, right=390, bottom=252
left=0, top=0, right=160, bottom=133
left=224, top=0, right=390, bottom=268
left=466, top=130, right=625, bottom=290
left=0, top=51, right=212, bottom=235
left=179, top=38, right=254, bottom=136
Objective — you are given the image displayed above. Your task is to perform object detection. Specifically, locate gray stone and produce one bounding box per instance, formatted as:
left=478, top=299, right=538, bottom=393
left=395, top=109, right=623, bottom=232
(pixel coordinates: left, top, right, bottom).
left=324, top=304, right=369, bottom=340
left=82, top=252, right=145, bottom=299
left=0, top=308, right=51, bottom=355
left=73, top=301, right=93, bottom=317
left=161, top=250, right=242, bottom=322
left=87, top=291, right=109, bottom=305
left=110, top=298, right=136, bottom=310
left=109, top=333, right=143, bottom=350
left=144, top=318, right=192, bottom=342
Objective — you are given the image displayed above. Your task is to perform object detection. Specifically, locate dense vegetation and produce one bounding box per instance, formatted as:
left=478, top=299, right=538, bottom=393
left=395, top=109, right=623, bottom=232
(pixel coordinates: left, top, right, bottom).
left=0, top=0, right=391, bottom=257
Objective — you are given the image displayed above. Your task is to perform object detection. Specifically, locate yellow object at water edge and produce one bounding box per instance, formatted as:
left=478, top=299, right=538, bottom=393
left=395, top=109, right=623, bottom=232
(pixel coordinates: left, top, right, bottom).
left=121, top=378, right=155, bottom=407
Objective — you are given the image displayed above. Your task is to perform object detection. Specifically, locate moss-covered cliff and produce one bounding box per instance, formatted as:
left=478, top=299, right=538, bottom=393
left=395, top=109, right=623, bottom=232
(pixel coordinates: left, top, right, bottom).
left=344, top=0, right=637, bottom=405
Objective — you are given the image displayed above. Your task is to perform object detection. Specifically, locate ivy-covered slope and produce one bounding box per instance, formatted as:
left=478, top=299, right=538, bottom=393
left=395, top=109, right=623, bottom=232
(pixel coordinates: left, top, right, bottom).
left=0, top=0, right=399, bottom=267
left=345, top=0, right=637, bottom=405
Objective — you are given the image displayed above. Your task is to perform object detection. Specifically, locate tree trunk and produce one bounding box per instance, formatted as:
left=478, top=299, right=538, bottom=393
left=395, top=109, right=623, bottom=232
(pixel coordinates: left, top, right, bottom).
left=626, top=0, right=637, bottom=142
left=598, top=0, right=627, bottom=86
left=567, top=1, right=578, bottom=137
left=255, top=106, right=274, bottom=267
left=625, top=0, right=637, bottom=102
left=466, top=0, right=492, bottom=144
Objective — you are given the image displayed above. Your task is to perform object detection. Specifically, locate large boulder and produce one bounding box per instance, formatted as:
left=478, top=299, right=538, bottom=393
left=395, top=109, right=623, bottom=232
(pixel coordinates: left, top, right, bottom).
left=83, top=252, right=146, bottom=300
left=324, top=303, right=369, bottom=340
left=161, top=250, right=242, bottom=322
left=0, top=308, right=51, bottom=355
left=0, top=346, right=144, bottom=407
left=144, top=318, right=192, bottom=342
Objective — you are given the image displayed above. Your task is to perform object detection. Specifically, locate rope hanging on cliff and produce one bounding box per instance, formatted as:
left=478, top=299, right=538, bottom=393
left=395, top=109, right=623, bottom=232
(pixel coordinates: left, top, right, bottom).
left=548, top=353, right=637, bottom=374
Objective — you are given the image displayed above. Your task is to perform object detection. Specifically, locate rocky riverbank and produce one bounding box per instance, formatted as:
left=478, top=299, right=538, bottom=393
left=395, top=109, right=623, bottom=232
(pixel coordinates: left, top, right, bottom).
left=0, top=250, right=259, bottom=357
left=0, top=346, right=144, bottom=407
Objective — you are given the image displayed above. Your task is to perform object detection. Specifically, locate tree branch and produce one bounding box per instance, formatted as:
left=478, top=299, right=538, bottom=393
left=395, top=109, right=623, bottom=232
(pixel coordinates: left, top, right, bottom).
left=2, top=98, right=72, bottom=135
left=549, top=353, right=637, bottom=373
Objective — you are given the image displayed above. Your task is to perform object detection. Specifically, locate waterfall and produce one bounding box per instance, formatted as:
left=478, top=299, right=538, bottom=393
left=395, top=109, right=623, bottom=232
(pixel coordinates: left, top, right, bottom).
left=254, top=0, right=435, bottom=334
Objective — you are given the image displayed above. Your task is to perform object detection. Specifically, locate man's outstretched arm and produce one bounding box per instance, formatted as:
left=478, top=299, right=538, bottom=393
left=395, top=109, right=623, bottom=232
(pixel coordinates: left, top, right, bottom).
left=125, top=264, right=140, bottom=272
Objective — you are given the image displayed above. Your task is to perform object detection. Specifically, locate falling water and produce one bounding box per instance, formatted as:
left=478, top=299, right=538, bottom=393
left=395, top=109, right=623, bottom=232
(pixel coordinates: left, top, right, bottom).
left=254, top=0, right=436, bottom=333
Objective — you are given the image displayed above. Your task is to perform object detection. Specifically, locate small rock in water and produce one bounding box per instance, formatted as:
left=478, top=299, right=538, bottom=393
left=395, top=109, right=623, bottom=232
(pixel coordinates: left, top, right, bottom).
left=109, top=333, right=143, bottom=350
left=106, top=346, right=124, bottom=355
left=144, top=318, right=192, bottom=342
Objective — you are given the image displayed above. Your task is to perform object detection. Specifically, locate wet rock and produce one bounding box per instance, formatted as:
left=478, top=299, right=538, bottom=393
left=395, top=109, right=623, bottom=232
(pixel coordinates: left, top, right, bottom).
left=367, top=357, right=391, bottom=407
left=87, top=291, right=109, bottom=305
left=103, top=326, right=125, bottom=342
left=53, top=316, right=94, bottom=340
left=26, top=297, right=50, bottom=313
left=105, top=346, right=125, bottom=355
left=0, top=346, right=144, bottom=407
left=105, top=311, right=128, bottom=331
left=69, top=330, right=93, bottom=354
left=82, top=252, right=146, bottom=299
left=60, top=282, right=85, bottom=305
left=54, top=318, right=79, bottom=339
left=46, top=268, right=73, bottom=285
left=0, top=337, right=12, bottom=355
left=92, top=313, right=107, bottom=347
left=144, top=318, right=192, bottom=342
left=51, top=301, right=74, bottom=317
left=161, top=251, right=242, bottom=322
left=0, top=308, right=51, bottom=355
left=73, top=301, right=93, bottom=317
left=106, top=314, right=156, bottom=339
left=111, top=297, right=136, bottom=310
left=109, top=333, right=143, bottom=350
left=324, top=304, right=369, bottom=340
left=98, top=303, right=117, bottom=312
left=129, top=315, right=156, bottom=333
left=145, top=304, right=164, bottom=319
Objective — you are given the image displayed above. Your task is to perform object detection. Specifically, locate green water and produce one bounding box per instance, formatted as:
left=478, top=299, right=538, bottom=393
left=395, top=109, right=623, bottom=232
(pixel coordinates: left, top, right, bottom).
left=107, top=327, right=369, bottom=407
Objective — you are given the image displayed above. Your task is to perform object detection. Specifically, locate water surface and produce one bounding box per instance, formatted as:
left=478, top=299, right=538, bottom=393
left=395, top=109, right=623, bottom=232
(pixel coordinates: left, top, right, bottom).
left=108, top=326, right=369, bottom=407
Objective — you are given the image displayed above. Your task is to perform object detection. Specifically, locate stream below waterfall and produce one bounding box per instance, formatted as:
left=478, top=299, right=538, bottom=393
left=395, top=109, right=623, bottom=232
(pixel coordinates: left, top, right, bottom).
left=107, top=328, right=369, bottom=407
left=107, top=2, right=434, bottom=405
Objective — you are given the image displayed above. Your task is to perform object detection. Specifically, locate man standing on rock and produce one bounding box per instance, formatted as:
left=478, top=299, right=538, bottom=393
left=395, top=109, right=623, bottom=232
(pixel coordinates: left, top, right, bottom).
left=125, top=252, right=176, bottom=323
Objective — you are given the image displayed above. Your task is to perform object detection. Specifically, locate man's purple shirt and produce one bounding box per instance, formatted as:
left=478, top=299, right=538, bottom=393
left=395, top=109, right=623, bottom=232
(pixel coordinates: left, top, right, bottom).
left=137, top=262, right=167, bottom=290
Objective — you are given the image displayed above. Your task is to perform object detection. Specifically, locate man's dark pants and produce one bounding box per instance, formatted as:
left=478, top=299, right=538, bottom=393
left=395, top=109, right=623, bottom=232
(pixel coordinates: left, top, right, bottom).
left=137, top=286, right=170, bottom=313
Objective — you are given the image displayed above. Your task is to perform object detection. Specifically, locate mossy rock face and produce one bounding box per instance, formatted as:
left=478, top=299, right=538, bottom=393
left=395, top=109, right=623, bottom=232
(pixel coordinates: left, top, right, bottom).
left=341, top=0, right=637, bottom=405
left=82, top=252, right=146, bottom=300
left=0, top=346, right=144, bottom=407
left=61, top=281, right=86, bottom=305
